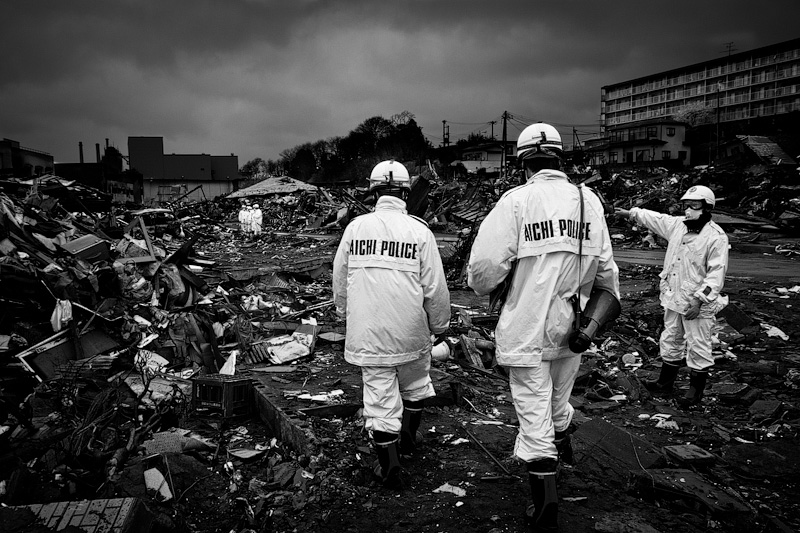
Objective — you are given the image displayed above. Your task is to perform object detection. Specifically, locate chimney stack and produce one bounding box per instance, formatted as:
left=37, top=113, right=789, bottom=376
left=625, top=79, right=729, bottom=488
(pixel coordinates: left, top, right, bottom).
left=96, top=143, right=101, bottom=163
left=79, top=142, right=84, bottom=164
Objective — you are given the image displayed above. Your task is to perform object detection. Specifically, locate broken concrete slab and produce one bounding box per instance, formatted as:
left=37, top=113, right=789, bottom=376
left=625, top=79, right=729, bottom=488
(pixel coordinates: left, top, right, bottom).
left=572, top=417, right=666, bottom=472
left=663, top=444, right=717, bottom=466
left=709, top=382, right=750, bottom=403
left=629, top=468, right=754, bottom=524
left=748, top=399, right=783, bottom=421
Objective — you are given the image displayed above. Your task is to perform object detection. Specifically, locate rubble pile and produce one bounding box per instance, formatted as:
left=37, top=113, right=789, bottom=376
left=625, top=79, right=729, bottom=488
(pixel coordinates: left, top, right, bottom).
left=591, top=165, right=800, bottom=253
left=0, top=165, right=798, bottom=533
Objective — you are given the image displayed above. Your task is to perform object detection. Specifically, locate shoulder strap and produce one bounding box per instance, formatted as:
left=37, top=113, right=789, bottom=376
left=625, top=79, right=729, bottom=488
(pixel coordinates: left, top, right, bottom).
left=572, top=184, right=585, bottom=331
left=409, top=214, right=429, bottom=228
left=577, top=184, right=584, bottom=266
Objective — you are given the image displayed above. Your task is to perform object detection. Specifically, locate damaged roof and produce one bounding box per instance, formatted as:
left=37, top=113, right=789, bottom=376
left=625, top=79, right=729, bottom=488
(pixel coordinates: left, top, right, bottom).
left=736, top=135, right=797, bottom=166
left=227, top=176, right=319, bottom=198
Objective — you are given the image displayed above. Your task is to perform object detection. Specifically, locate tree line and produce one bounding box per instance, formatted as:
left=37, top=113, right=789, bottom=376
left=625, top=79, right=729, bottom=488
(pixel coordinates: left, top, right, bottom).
left=238, top=111, right=498, bottom=186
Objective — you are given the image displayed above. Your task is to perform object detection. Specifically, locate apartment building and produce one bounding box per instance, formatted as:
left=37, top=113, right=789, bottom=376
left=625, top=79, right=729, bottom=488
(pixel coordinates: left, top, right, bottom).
left=601, top=38, right=800, bottom=131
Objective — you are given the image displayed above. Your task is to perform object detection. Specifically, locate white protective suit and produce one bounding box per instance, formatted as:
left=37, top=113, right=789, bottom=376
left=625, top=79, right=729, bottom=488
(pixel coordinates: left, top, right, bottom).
left=238, top=206, right=247, bottom=233
left=251, top=206, right=263, bottom=236
left=468, top=169, right=619, bottom=461
left=243, top=206, right=254, bottom=236
left=333, top=195, right=451, bottom=433
left=629, top=207, right=729, bottom=370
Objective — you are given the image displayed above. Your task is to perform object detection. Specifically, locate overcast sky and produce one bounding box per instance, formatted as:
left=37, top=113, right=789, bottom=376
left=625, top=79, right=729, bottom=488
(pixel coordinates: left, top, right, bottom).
left=2, top=1, right=797, bottom=167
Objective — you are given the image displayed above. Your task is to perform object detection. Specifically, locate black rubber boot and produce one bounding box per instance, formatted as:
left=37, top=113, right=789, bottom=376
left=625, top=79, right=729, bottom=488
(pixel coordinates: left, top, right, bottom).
left=554, top=431, right=573, bottom=466
left=372, top=431, right=402, bottom=488
left=400, top=400, right=424, bottom=456
left=677, top=369, right=709, bottom=408
left=644, top=361, right=682, bottom=393
left=524, top=458, right=559, bottom=533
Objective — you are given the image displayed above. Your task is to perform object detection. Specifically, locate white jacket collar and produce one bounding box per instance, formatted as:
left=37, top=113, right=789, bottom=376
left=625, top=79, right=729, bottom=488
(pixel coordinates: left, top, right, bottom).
left=528, top=169, right=570, bottom=183
left=375, top=195, right=408, bottom=213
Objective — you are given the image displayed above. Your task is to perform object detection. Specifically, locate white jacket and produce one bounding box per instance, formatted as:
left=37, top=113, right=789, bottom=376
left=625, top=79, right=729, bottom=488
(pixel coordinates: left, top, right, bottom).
left=251, top=208, right=263, bottom=233
left=333, top=196, right=451, bottom=367
left=629, top=207, right=728, bottom=316
left=468, top=170, right=619, bottom=366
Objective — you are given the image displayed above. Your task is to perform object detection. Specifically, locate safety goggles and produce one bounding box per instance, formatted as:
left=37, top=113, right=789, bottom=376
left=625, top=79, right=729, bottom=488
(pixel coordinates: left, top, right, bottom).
left=681, top=200, right=705, bottom=210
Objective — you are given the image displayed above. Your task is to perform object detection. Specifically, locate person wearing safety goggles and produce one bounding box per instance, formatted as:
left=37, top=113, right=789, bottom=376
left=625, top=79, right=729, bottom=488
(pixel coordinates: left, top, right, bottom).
left=615, top=185, right=729, bottom=409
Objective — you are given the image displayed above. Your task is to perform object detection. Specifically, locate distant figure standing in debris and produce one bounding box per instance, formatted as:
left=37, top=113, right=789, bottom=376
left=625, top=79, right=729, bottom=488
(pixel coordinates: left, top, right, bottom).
left=332, top=159, right=451, bottom=488
left=616, top=185, right=728, bottom=408
left=251, top=203, right=263, bottom=237
left=244, top=204, right=254, bottom=237
left=238, top=202, right=248, bottom=235
left=467, top=123, right=619, bottom=532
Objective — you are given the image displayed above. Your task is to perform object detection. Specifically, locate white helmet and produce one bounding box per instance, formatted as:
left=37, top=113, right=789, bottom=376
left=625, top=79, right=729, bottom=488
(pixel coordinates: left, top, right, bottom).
left=516, top=123, right=563, bottom=160
left=680, top=185, right=716, bottom=208
left=369, top=159, right=411, bottom=190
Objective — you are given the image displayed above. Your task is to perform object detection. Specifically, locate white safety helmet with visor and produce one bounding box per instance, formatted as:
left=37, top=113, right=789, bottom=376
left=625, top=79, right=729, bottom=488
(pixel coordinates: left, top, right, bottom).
left=680, top=185, right=715, bottom=221
left=516, top=123, right=564, bottom=161
left=369, top=159, right=411, bottom=195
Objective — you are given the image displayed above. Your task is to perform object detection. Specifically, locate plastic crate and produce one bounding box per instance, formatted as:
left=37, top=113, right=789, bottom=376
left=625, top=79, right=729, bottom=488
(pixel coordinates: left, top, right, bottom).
left=191, top=374, right=252, bottom=418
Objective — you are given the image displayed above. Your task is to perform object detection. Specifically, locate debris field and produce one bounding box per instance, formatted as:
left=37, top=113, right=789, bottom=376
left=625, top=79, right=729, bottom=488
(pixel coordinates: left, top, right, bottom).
left=1, top=164, right=799, bottom=533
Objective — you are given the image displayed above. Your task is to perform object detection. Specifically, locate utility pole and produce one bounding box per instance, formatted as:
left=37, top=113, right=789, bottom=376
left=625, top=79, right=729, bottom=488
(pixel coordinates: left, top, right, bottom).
left=442, top=120, right=449, bottom=147
left=500, top=111, right=508, bottom=180
left=489, top=120, right=497, bottom=140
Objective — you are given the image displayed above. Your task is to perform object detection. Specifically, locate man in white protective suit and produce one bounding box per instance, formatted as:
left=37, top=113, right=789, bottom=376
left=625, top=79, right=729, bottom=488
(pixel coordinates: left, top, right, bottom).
left=615, top=185, right=728, bottom=409
left=332, top=159, right=451, bottom=489
left=468, top=123, right=619, bottom=533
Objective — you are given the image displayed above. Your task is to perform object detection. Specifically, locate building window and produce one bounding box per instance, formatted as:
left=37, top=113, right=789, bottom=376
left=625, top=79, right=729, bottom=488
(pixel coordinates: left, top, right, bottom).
left=666, top=127, right=675, bottom=137
left=662, top=151, right=671, bottom=160
left=646, top=127, right=657, bottom=137
left=678, top=151, right=687, bottom=161
left=635, top=150, right=648, bottom=162
left=608, top=152, right=618, bottom=163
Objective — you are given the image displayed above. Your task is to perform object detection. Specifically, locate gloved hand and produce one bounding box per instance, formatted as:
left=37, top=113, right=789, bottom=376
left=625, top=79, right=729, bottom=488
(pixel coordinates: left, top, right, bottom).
left=684, top=298, right=702, bottom=320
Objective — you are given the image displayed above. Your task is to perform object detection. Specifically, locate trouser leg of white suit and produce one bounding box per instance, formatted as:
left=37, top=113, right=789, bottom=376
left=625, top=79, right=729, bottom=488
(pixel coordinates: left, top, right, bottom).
left=683, top=316, right=715, bottom=371
left=361, top=356, right=434, bottom=435
left=659, top=309, right=687, bottom=364
left=660, top=309, right=714, bottom=370
left=508, top=355, right=580, bottom=462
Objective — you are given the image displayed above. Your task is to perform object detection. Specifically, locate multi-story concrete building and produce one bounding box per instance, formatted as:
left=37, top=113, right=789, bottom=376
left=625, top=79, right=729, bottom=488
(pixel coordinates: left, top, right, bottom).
left=601, top=38, right=800, bottom=131
left=0, top=138, right=54, bottom=178
left=128, top=137, right=241, bottom=204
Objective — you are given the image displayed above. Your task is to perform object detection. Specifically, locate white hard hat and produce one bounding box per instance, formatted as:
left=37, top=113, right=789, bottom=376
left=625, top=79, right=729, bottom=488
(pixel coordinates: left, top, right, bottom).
left=680, top=185, right=716, bottom=207
left=516, top=123, right=563, bottom=160
left=369, top=159, right=411, bottom=190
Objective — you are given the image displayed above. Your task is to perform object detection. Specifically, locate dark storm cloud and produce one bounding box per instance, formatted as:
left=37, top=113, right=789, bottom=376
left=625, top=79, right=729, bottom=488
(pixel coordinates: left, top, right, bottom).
left=1, top=0, right=797, bottom=164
